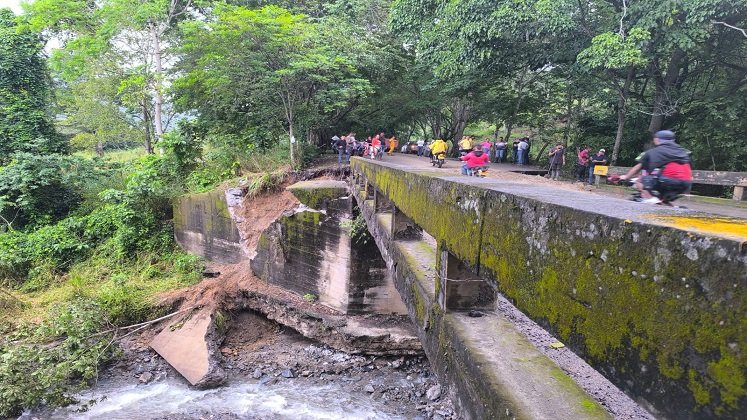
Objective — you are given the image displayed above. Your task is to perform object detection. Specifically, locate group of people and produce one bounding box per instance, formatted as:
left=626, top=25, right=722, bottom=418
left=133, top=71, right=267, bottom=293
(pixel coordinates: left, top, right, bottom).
left=456, top=136, right=531, bottom=165
left=332, top=132, right=399, bottom=164
left=571, top=146, right=608, bottom=185
left=333, top=128, right=693, bottom=205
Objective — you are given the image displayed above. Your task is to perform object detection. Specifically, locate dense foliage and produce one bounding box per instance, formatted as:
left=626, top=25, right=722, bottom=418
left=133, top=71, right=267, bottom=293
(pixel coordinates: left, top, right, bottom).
left=0, top=0, right=745, bottom=415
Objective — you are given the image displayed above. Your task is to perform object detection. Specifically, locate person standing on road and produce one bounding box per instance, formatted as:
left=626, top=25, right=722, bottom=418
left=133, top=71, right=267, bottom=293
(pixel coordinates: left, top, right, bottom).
left=388, top=136, right=398, bottom=156
left=575, top=145, right=591, bottom=182
left=525, top=137, right=532, bottom=165
left=370, top=135, right=382, bottom=160
left=345, top=132, right=356, bottom=160
left=481, top=139, right=493, bottom=161
left=458, top=136, right=473, bottom=156
left=417, top=139, right=425, bottom=156
left=512, top=138, right=520, bottom=163
left=333, top=135, right=346, bottom=164
left=548, top=143, right=565, bottom=180
left=517, top=138, right=529, bottom=165
left=494, top=137, right=507, bottom=163
left=588, top=149, right=608, bottom=185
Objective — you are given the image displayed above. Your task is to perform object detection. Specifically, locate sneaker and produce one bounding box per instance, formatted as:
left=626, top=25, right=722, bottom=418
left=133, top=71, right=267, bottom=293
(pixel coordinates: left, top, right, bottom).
left=641, top=197, right=661, bottom=204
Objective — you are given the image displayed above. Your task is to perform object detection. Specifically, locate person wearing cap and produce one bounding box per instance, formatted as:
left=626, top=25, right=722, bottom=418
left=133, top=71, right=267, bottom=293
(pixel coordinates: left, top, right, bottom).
left=619, top=130, right=692, bottom=204
left=588, top=148, right=608, bottom=185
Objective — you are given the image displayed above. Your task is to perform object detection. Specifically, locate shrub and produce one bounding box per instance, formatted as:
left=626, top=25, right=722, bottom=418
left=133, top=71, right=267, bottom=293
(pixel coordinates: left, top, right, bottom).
left=0, top=299, right=116, bottom=418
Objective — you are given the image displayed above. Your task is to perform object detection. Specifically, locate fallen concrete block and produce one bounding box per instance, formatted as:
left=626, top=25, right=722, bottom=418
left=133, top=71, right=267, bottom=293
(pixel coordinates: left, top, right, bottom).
left=150, top=308, right=226, bottom=388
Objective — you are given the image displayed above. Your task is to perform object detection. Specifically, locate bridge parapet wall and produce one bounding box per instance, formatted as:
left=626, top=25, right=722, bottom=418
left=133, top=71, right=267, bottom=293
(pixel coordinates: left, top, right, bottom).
left=351, top=158, right=747, bottom=419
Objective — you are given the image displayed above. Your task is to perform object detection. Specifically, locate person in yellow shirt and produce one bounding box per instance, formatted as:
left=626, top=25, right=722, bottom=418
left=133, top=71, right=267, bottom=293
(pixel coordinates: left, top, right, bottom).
left=429, top=138, right=448, bottom=155
left=429, top=138, right=448, bottom=167
left=387, top=136, right=398, bottom=155
left=458, top=136, right=472, bottom=156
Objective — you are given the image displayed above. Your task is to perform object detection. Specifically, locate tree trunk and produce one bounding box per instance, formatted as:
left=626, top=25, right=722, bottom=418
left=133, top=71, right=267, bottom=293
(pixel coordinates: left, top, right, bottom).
left=611, top=66, right=635, bottom=165
left=503, top=70, right=529, bottom=146
left=562, top=87, right=573, bottom=147
left=143, top=101, right=153, bottom=154
left=648, top=50, right=685, bottom=133
left=289, top=123, right=295, bottom=168
left=451, top=98, right=470, bottom=144
left=150, top=23, right=165, bottom=147
left=95, top=140, right=104, bottom=157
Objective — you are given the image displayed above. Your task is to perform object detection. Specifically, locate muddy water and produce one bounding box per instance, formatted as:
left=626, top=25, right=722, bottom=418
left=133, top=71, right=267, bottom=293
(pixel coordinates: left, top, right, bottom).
left=35, top=377, right=410, bottom=419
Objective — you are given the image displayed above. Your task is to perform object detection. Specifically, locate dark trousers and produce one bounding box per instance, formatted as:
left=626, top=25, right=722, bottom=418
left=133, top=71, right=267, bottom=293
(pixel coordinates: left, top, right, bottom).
left=576, top=164, right=587, bottom=181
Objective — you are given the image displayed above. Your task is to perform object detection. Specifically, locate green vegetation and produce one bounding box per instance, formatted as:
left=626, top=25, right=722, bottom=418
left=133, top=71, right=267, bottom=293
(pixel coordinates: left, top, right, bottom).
left=303, top=293, right=318, bottom=302
left=0, top=0, right=745, bottom=415
left=340, top=214, right=373, bottom=245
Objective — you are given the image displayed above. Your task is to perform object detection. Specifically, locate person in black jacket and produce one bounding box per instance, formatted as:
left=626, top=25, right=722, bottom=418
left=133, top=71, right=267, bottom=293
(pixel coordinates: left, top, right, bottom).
left=619, top=130, right=693, bottom=204
left=333, top=135, right=347, bottom=164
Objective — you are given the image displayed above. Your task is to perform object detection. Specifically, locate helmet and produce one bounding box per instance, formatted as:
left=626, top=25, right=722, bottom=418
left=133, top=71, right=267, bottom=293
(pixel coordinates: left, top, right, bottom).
left=654, top=130, right=675, bottom=141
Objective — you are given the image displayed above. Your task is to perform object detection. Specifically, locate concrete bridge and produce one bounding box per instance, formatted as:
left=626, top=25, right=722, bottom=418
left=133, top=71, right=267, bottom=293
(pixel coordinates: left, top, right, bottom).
left=349, top=156, right=747, bottom=419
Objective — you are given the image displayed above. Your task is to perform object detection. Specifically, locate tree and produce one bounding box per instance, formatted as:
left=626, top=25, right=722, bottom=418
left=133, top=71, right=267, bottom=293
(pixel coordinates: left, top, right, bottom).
left=175, top=5, right=372, bottom=167
left=0, top=8, right=65, bottom=163
left=24, top=0, right=195, bottom=153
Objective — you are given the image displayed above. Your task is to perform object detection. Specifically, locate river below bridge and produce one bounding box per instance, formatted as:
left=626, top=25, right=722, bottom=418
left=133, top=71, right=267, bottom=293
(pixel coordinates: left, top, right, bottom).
left=25, top=310, right=456, bottom=420
left=34, top=377, right=414, bottom=419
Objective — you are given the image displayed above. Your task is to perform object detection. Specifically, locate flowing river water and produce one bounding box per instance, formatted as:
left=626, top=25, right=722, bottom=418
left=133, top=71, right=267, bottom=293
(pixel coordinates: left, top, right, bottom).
left=34, top=377, right=412, bottom=419
left=26, top=311, right=454, bottom=420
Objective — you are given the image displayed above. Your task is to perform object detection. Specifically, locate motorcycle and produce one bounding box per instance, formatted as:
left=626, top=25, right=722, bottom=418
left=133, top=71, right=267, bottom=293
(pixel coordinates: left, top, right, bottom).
left=431, top=152, right=446, bottom=168
left=607, top=175, right=686, bottom=207
left=469, top=166, right=488, bottom=178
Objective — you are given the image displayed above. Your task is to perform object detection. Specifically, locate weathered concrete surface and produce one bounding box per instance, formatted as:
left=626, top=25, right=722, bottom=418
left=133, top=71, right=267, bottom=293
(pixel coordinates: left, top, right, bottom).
left=251, top=181, right=407, bottom=315
left=231, top=288, right=421, bottom=356
left=356, top=192, right=609, bottom=419
left=173, top=189, right=243, bottom=263
left=287, top=180, right=349, bottom=212
left=351, top=157, right=747, bottom=419
left=150, top=308, right=226, bottom=388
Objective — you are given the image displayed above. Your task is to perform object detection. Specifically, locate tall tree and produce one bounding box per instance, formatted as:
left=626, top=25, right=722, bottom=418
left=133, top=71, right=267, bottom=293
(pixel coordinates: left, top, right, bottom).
left=0, top=8, right=64, bottom=163
left=24, top=0, right=194, bottom=153
left=175, top=5, right=372, bottom=167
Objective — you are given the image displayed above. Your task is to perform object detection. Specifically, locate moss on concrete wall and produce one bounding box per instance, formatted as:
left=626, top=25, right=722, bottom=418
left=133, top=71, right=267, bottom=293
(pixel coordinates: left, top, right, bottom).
left=352, top=159, right=747, bottom=418
left=173, top=189, right=243, bottom=263
left=287, top=180, right=349, bottom=213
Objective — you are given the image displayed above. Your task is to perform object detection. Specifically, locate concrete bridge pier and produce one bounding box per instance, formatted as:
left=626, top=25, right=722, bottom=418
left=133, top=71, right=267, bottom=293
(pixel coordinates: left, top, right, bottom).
left=436, top=245, right=496, bottom=311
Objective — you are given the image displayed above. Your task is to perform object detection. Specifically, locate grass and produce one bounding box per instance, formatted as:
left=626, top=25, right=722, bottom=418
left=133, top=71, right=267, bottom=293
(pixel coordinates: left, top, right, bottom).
left=73, top=147, right=147, bottom=163
left=1, top=248, right=203, bottom=329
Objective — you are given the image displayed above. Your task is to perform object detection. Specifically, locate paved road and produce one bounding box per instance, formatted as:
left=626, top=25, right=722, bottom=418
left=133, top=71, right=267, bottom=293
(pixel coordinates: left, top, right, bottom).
left=362, top=152, right=747, bottom=219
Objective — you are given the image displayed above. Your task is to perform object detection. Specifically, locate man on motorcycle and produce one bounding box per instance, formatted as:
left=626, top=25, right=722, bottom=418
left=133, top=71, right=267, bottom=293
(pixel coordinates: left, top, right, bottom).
left=618, top=130, right=692, bottom=204
left=429, top=138, right=448, bottom=157
left=460, top=145, right=490, bottom=176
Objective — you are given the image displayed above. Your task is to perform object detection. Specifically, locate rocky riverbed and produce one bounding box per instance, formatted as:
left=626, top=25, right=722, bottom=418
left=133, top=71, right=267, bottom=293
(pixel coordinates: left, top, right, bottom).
left=28, top=311, right=458, bottom=420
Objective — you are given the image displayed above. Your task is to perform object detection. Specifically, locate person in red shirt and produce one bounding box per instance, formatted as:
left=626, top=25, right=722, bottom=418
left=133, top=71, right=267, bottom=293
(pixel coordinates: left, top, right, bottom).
left=575, top=146, right=591, bottom=182
left=370, top=135, right=382, bottom=160
left=460, top=146, right=490, bottom=175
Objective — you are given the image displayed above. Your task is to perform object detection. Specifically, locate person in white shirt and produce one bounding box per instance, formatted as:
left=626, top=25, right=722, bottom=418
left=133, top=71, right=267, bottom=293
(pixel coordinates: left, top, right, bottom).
left=416, top=139, right=425, bottom=156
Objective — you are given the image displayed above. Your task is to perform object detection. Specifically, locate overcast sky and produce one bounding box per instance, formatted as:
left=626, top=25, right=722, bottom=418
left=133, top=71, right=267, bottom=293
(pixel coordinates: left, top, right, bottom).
left=0, top=0, right=22, bottom=13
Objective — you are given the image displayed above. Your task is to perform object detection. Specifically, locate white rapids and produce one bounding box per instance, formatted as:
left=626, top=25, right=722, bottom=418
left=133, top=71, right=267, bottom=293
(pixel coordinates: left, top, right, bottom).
left=33, top=377, right=408, bottom=420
